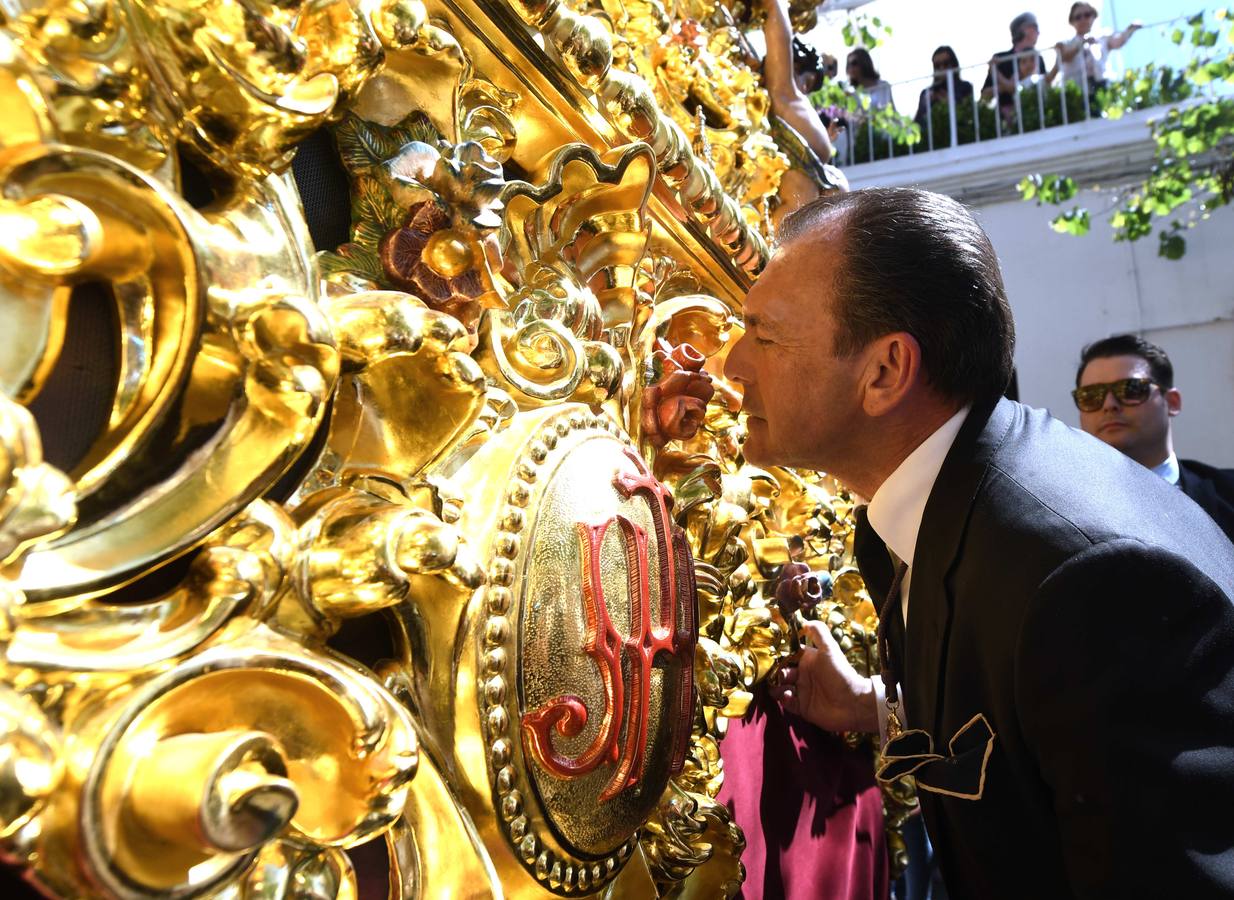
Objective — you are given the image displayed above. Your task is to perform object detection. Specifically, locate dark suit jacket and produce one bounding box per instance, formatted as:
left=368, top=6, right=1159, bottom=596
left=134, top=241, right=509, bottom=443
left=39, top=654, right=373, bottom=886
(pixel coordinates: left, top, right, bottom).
left=862, top=399, right=1234, bottom=899
left=1179, top=458, right=1234, bottom=543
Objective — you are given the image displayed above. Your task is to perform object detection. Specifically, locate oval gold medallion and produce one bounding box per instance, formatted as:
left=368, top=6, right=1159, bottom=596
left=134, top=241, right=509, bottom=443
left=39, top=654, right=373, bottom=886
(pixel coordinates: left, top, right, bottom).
left=470, top=404, right=696, bottom=893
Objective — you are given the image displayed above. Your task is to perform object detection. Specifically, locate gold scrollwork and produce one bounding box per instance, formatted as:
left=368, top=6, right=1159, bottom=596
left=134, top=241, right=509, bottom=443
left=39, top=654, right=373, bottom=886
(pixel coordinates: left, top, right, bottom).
left=0, top=0, right=886, bottom=894
left=499, top=0, right=770, bottom=272
left=75, top=629, right=418, bottom=898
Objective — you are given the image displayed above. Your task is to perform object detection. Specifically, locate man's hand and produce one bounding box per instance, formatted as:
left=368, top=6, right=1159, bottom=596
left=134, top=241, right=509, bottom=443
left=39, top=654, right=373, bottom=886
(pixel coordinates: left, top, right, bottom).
left=771, top=620, right=880, bottom=733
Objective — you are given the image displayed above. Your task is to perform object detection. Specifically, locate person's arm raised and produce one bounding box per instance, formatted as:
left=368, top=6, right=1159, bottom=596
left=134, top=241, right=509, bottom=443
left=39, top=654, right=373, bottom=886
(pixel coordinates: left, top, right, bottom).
left=1056, top=35, right=1085, bottom=63
left=760, top=0, right=833, bottom=162
left=1108, top=21, right=1142, bottom=51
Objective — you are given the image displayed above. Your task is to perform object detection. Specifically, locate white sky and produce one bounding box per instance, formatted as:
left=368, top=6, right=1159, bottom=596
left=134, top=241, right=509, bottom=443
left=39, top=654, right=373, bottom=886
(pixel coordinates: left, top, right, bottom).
left=800, top=0, right=1218, bottom=114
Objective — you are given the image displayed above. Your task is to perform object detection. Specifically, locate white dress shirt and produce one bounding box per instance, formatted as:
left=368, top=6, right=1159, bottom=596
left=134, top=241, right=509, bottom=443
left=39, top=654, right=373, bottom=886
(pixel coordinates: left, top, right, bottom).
left=1151, top=452, right=1180, bottom=485
left=1058, top=33, right=1112, bottom=85
left=867, top=405, right=971, bottom=745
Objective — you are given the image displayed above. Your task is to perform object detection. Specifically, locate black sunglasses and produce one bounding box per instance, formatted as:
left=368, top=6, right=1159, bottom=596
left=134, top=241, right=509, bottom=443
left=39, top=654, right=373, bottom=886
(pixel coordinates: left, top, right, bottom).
left=1072, top=377, right=1156, bottom=412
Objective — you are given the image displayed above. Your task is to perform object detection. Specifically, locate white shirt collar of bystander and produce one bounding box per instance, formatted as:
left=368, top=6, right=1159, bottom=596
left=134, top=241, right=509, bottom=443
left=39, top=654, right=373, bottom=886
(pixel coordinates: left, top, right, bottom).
left=1152, top=452, right=1180, bottom=486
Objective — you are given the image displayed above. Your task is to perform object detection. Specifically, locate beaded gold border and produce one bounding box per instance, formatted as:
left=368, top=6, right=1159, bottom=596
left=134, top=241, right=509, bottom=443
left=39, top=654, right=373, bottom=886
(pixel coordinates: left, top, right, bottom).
left=478, top=406, right=645, bottom=894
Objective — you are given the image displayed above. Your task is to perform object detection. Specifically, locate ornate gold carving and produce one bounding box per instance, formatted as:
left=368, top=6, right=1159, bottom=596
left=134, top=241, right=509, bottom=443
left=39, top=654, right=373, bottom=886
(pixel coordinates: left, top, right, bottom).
left=502, top=142, right=656, bottom=337
left=500, top=0, right=771, bottom=272
left=0, top=0, right=887, bottom=896
left=314, top=290, right=488, bottom=485
left=0, top=397, right=74, bottom=575
left=78, top=629, right=417, bottom=898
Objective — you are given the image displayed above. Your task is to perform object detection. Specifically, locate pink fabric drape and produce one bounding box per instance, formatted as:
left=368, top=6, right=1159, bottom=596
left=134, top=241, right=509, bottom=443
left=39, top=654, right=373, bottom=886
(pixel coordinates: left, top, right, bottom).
left=719, top=688, right=890, bottom=900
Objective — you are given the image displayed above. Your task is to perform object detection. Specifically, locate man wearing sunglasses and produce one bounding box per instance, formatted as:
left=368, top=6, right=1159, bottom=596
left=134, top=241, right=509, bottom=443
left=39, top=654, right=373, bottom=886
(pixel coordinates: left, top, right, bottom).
left=1075, top=333, right=1234, bottom=541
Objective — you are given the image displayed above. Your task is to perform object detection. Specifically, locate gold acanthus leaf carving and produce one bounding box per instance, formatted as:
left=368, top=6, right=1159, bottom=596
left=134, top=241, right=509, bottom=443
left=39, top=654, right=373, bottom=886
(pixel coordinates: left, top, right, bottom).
left=0, top=685, right=63, bottom=845
left=311, top=290, right=488, bottom=487
left=0, top=489, right=426, bottom=897
left=69, top=627, right=419, bottom=899
left=466, top=141, right=668, bottom=412
left=5, top=500, right=293, bottom=673
left=284, top=478, right=484, bottom=637
left=501, top=141, right=656, bottom=339
left=4, top=151, right=340, bottom=603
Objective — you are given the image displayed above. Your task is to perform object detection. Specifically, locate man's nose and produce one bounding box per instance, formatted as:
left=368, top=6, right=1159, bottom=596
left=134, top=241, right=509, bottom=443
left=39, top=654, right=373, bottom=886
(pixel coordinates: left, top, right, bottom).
left=1102, top=388, right=1122, bottom=411
left=724, top=332, right=751, bottom=384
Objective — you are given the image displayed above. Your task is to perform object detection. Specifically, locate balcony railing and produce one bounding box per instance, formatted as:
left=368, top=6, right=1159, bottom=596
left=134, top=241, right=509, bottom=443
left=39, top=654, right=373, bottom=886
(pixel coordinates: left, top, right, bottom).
left=831, top=20, right=1211, bottom=168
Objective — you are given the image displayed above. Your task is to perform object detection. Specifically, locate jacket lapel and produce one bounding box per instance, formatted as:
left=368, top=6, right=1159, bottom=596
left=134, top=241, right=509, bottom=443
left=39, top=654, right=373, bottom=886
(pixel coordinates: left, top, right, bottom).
left=903, top=398, right=1016, bottom=736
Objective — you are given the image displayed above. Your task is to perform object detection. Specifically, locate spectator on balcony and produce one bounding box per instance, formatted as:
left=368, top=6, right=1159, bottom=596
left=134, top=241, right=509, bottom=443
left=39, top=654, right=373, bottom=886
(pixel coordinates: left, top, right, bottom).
left=982, top=12, right=1054, bottom=123
left=1056, top=3, right=1141, bottom=93
left=1074, top=334, right=1234, bottom=541
left=847, top=48, right=895, bottom=116
left=913, top=46, right=975, bottom=137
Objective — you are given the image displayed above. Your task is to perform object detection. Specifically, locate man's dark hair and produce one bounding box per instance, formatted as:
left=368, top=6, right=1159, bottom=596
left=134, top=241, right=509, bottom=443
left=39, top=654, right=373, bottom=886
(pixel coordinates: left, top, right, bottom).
left=777, top=187, right=1015, bottom=406
left=1076, top=333, right=1174, bottom=388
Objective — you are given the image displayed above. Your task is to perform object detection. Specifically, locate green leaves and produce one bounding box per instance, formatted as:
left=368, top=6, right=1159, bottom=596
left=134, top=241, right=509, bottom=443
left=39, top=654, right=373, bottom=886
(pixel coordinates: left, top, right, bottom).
left=1159, top=229, right=1187, bottom=259
left=841, top=12, right=891, bottom=49
left=1021, top=174, right=1089, bottom=236
left=1051, top=208, right=1091, bottom=235
left=1111, top=201, right=1153, bottom=241
left=1020, top=7, right=1234, bottom=261
left=809, top=79, right=921, bottom=162
left=333, top=111, right=441, bottom=174
left=1018, top=174, right=1078, bottom=205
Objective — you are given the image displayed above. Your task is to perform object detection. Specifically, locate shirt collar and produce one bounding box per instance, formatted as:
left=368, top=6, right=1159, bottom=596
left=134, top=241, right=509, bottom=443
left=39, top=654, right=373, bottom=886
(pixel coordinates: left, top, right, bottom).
left=866, top=405, right=971, bottom=568
left=1152, top=452, right=1180, bottom=485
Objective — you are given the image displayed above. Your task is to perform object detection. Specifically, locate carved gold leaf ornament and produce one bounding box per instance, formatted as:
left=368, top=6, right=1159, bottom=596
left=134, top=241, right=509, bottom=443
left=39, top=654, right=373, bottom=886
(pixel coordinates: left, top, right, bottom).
left=0, top=0, right=890, bottom=894
left=315, top=290, right=488, bottom=483
left=499, top=0, right=770, bottom=272
left=0, top=398, right=75, bottom=573
left=0, top=684, right=62, bottom=841
left=75, top=631, right=418, bottom=898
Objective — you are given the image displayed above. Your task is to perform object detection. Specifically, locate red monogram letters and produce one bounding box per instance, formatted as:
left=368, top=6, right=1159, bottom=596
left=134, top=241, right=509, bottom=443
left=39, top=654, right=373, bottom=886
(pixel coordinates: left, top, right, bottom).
left=521, top=450, right=697, bottom=801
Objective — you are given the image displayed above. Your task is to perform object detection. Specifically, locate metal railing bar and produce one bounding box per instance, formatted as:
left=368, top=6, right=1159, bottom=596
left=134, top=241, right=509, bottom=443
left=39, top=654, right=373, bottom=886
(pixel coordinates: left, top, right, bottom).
left=1013, top=60, right=1024, bottom=136
left=993, top=61, right=1003, bottom=139
left=946, top=68, right=958, bottom=149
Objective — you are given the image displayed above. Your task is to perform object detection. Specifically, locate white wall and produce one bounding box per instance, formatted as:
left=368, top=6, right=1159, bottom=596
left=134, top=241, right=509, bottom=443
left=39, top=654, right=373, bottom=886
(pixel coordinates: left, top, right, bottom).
left=975, top=196, right=1234, bottom=466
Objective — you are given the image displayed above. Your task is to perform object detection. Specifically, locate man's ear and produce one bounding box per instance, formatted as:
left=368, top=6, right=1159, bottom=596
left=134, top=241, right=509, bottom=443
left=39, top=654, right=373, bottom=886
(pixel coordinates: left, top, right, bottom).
left=1165, top=387, right=1182, bottom=417
left=859, top=332, right=922, bottom=417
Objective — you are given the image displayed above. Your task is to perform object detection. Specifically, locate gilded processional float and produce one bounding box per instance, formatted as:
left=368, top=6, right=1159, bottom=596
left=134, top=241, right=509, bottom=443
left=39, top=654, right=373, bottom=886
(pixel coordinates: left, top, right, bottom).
left=0, top=0, right=911, bottom=896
